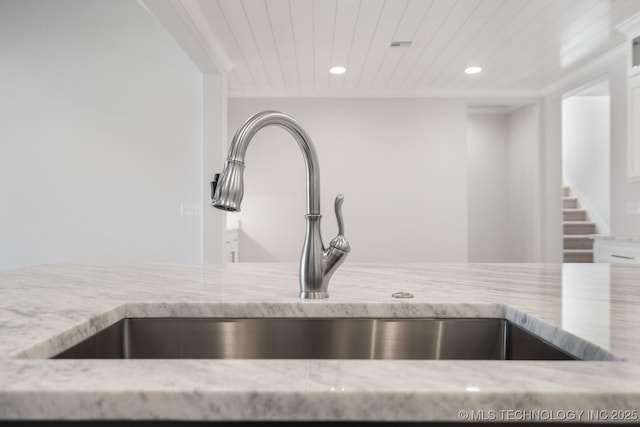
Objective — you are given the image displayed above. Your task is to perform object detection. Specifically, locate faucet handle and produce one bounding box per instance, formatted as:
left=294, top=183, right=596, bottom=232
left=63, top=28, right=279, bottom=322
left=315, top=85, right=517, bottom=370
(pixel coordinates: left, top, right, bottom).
left=210, top=174, right=220, bottom=201
left=329, top=194, right=351, bottom=253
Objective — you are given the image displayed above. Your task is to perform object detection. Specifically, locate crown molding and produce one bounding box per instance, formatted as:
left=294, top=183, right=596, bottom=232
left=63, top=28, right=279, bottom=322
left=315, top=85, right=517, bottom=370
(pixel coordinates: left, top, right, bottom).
left=141, top=0, right=233, bottom=74
left=542, top=44, right=626, bottom=97
left=227, top=90, right=542, bottom=99
left=178, top=0, right=233, bottom=73
left=616, top=12, right=640, bottom=35
left=467, top=105, right=524, bottom=115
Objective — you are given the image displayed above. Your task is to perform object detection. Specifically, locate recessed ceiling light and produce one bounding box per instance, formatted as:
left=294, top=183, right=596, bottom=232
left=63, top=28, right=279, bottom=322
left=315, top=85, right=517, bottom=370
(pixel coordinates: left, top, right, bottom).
left=330, top=66, right=346, bottom=75
left=465, top=66, right=482, bottom=75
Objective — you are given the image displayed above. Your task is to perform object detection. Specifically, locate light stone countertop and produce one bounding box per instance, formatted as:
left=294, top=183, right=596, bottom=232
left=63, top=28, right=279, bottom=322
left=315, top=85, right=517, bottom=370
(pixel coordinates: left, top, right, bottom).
left=1, top=262, right=640, bottom=422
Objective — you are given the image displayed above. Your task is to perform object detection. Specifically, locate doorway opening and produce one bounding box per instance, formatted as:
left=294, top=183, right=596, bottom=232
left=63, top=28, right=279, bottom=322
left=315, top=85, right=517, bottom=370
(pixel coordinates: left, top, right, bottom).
left=467, top=103, right=541, bottom=262
left=561, top=81, right=611, bottom=262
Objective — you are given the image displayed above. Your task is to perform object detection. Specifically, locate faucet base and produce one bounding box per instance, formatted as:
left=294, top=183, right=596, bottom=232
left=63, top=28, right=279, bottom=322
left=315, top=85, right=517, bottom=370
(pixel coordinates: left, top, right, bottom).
left=300, top=291, right=329, bottom=299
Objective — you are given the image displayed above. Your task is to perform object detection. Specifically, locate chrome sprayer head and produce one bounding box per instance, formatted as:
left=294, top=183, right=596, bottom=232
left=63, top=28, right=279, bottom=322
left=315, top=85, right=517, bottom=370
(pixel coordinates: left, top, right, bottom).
left=211, top=160, right=245, bottom=212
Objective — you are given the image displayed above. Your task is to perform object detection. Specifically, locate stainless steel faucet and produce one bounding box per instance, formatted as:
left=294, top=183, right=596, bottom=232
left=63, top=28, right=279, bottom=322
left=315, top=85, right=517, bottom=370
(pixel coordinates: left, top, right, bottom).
left=211, top=110, right=350, bottom=299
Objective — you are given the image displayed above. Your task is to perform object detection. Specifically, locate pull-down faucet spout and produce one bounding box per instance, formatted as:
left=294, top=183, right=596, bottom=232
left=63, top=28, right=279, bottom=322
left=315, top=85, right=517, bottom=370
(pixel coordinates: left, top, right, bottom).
left=211, top=110, right=350, bottom=299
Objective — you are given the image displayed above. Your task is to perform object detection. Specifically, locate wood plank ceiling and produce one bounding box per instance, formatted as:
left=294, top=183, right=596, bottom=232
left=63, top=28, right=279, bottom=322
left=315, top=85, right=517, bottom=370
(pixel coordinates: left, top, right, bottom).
left=192, top=0, right=640, bottom=97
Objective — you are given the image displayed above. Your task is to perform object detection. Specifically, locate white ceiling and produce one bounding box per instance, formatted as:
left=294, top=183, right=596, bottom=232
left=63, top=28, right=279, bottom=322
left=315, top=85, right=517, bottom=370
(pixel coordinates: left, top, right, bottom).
left=171, top=0, right=640, bottom=97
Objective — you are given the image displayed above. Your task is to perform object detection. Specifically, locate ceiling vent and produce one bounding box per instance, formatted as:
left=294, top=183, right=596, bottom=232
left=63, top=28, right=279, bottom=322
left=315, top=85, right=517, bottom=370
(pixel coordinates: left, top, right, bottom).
left=390, top=41, right=412, bottom=48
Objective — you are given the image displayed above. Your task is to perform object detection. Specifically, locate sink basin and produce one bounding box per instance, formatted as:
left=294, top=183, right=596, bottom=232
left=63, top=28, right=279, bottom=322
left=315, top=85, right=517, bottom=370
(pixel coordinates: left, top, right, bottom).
left=53, top=318, right=578, bottom=360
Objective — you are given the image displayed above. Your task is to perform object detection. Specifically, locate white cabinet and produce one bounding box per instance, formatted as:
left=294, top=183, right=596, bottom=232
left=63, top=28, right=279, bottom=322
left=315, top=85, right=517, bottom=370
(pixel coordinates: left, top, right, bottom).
left=628, top=74, right=640, bottom=181
left=617, top=13, right=640, bottom=181
left=594, top=238, right=640, bottom=264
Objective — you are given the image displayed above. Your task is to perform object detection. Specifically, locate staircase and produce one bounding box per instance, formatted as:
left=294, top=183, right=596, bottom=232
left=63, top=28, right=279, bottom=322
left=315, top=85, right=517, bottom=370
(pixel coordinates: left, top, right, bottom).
left=563, top=185, right=596, bottom=262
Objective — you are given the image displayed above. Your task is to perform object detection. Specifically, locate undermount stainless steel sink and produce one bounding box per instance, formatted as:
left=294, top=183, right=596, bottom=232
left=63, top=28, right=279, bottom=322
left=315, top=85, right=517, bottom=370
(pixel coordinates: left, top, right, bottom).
left=53, top=318, right=578, bottom=360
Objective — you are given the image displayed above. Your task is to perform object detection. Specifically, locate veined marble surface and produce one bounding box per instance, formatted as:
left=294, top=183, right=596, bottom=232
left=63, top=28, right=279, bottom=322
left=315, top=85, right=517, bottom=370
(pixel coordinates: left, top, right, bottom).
left=1, top=262, right=640, bottom=421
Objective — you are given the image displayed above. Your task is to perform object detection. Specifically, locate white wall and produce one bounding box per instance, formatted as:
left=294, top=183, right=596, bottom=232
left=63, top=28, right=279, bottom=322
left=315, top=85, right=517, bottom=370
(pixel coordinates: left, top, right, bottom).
left=542, top=95, right=565, bottom=262
left=0, top=0, right=204, bottom=269
left=562, top=95, right=611, bottom=234
left=467, top=114, right=509, bottom=262
left=467, top=107, right=544, bottom=263
left=227, top=98, right=469, bottom=262
left=507, top=105, right=543, bottom=262
left=203, top=74, right=227, bottom=264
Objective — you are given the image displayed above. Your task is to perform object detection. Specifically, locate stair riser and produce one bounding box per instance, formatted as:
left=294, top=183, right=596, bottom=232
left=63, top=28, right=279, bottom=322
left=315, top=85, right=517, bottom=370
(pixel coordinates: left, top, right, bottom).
left=563, top=211, right=587, bottom=221
left=564, top=252, right=594, bottom=263
left=564, top=223, right=596, bottom=235
left=562, top=187, right=571, bottom=197
left=564, top=238, right=594, bottom=250
left=563, top=199, right=578, bottom=208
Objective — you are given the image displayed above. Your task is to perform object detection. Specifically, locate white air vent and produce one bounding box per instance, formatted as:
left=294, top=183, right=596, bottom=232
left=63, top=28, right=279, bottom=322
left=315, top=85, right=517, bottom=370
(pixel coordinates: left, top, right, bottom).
left=390, top=41, right=412, bottom=48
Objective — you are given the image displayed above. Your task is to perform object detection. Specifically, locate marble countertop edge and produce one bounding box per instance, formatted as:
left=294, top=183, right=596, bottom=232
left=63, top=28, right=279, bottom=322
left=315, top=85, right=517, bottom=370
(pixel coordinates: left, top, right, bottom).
left=12, top=301, right=621, bottom=362
left=2, top=388, right=640, bottom=422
